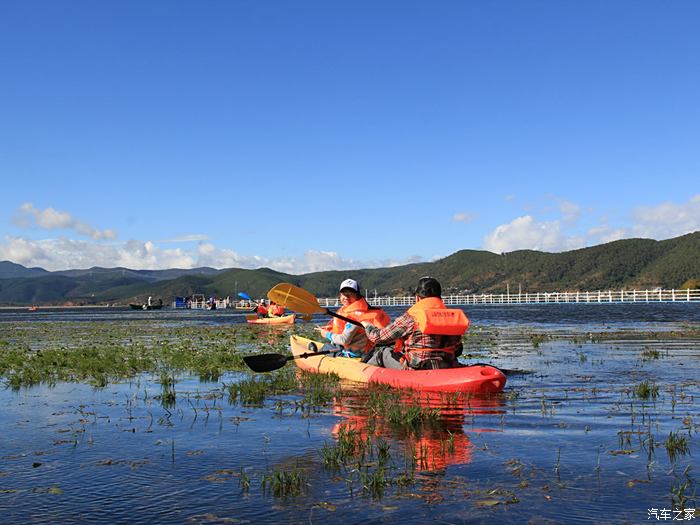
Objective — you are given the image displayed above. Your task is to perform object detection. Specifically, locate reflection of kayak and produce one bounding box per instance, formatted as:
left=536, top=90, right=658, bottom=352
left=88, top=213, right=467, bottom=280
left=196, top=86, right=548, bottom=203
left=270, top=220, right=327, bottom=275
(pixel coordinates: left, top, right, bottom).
left=290, top=335, right=506, bottom=393
left=334, top=415, right=472, bottom=471
left=246, top=314, right=296, bottom=325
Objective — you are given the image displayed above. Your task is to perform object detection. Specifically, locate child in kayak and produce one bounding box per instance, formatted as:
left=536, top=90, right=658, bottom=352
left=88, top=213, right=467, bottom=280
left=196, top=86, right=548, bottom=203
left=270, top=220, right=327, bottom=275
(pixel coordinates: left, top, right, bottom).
left=316, top=279, right=391, bottom=358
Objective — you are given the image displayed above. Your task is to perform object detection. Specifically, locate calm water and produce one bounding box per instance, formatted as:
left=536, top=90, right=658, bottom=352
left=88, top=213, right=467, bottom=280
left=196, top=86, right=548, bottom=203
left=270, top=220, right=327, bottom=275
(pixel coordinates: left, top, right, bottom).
left=2, top=301, right=700, bottom=326
left=1, top=304, right=699, bottom=524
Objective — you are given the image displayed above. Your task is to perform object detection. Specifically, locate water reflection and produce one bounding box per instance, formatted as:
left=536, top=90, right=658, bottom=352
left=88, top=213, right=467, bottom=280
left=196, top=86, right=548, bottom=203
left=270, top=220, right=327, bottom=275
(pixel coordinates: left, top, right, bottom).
left=330, top=388, right=505, bottom=472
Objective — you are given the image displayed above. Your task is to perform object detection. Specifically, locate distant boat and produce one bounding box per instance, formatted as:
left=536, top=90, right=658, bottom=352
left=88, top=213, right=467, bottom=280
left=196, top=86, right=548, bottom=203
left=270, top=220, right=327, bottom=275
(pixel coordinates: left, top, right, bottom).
left=129, top=303, right=164, bottom=310
left=234, top=304, right=257, bottom=311
left=28, top=305, right=39, bottom=312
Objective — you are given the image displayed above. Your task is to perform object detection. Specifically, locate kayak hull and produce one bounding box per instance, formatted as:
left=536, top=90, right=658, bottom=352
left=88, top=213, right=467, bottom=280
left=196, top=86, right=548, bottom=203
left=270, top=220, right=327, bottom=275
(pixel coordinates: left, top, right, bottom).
left=290, top=335, right=506, bottom=393
left=247, top=314, right=296, bottom=325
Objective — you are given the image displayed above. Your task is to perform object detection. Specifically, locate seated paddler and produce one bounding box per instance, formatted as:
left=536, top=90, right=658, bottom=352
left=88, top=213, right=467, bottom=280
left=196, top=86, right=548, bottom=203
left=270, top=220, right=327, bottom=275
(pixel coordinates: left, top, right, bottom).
left=267, top=300, right=285, bottom=317
left=362, top=276, right=468, bottom=370
left=315, top=278, right=391, bottom=358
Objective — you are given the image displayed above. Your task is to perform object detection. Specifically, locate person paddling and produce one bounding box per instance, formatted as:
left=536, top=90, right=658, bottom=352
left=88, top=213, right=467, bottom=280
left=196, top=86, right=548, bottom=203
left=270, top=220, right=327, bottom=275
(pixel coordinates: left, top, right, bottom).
left=362, top=277, right=468, bottom=370
left=267, top=300, right=285, bottom=317
left=316, top=279, right=391, bottom=358
left=255, top=299, right=268, bottom=317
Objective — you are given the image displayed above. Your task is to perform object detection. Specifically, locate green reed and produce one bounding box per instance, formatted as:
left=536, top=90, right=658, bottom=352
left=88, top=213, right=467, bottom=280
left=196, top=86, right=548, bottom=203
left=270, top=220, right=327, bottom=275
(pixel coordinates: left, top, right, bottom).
left=0, top=321, right=251, bottom=389
left=634, top=380, right=660, bottom=400
left=665, top=431, right=690, bottom=463
left=261, top=468, right=306, bottom=498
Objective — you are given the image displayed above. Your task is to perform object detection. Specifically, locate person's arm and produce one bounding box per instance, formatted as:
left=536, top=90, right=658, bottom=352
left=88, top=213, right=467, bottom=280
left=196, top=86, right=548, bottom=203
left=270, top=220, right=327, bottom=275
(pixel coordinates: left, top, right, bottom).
left=363, top=313, right=414, bottom=346
left=327, top=322, right=362, bottom=347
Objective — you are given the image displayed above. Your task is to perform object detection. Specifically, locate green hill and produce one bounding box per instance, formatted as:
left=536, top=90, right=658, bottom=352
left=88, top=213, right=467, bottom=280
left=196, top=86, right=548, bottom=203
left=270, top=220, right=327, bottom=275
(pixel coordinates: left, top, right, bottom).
left=0, top=232, right=698, bottom=306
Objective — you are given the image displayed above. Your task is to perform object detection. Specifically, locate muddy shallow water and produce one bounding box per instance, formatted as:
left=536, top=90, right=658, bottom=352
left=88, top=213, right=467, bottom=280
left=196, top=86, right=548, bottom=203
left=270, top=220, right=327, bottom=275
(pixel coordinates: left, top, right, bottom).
left=1, top=304, right=699, bottom=524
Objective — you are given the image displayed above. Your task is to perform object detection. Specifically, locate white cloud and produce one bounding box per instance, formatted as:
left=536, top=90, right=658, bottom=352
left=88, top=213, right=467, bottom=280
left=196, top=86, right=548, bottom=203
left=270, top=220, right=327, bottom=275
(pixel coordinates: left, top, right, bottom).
left=0, top=236, right=51, bottom=267
left=558, top=199, right=581, bottom=224
left=630, top=194, right=700, bottom=239
left=14, top=203, right=117, bottom=240
left=583, top=194, right=700, bottom=245
left=483, top=215, right=586, bottom=253
left=0, top=235, right=421, bottom=274
left=157, top=234, right=210, bottom=243
left=484, top=194, right=700, bottom=253
left=452, top=212, right=477, bottom=223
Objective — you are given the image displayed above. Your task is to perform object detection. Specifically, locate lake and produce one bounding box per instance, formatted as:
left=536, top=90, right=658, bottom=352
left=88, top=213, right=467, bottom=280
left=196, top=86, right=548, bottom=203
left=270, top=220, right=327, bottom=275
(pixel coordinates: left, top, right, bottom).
left=1, top=304, right=698, bottom=524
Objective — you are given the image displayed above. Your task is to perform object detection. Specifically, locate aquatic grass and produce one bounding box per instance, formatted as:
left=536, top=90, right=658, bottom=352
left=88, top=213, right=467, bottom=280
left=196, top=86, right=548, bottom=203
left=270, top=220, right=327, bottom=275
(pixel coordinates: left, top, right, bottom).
left=671, top=465, right=695, bottom=510
left=529, top=333, right=550, bottom=348
left=641, top=348, right=661, bottom=361
left=158, top=373, right=177, bottom=409
left=226, top=367, right=301, bottom=406
left=0, top=322, right=256, bottom=389
left=665, top=431, right=690, bottom=463
left=360, top=466, right=389, bottom=498
left=261, top=468, right=306, bottom=498
left=386, top=403, right=441, bottom=434
left=227, top=376, right=273, bottom=406
left=297, top=369, right=341, bottom=408
left=634, top=380, right=660, bottom=400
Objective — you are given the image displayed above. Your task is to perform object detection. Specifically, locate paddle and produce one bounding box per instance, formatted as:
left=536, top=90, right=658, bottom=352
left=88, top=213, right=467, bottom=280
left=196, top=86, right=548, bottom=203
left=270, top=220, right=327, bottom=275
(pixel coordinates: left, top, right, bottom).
left=244, top=347, right=333, bottom=373
left=237, top=292, right=258, bottom=304
left=267, top=283, right=363, bottom=327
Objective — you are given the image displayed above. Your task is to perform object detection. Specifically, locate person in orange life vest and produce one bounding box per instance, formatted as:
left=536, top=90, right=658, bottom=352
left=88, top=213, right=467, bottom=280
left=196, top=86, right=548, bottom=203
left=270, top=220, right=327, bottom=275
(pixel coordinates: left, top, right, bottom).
left=267, top=300, right=285, bottom=317
left=362, top=277, right=468, bottom=370
left=255, top=299, right=268, bottom=317
left=315, top=278, right=391, bottom=358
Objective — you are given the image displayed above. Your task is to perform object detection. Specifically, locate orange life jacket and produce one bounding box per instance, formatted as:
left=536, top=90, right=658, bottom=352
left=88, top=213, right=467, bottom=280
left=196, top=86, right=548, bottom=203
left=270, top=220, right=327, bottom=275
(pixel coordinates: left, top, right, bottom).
left=399, top=297, right=470, bottom=368
left=268, top=304, right=285, bottom=317
left=323, top=298, right=391, bottom=351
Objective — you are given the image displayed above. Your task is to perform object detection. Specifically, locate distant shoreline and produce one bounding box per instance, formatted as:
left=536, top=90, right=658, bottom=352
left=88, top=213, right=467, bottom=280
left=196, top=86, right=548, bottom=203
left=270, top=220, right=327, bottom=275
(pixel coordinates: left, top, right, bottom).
left=0, top=304, right=117, bottom=310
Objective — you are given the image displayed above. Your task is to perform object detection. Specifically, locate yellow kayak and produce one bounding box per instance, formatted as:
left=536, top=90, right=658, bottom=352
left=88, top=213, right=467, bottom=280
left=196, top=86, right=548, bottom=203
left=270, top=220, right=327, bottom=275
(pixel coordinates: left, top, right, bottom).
left=246, top=314, right=296, bottom=325
left=289, top=335, right=506, bottom=393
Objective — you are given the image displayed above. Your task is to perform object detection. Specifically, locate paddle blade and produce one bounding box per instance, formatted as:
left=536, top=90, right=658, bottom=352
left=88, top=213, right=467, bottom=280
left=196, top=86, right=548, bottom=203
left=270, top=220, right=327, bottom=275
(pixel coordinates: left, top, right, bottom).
left=267, top=283, right=325, bottom=315
left=243, top=353, right=289, bottom=373
left=238, top=292, right=253, bottom=301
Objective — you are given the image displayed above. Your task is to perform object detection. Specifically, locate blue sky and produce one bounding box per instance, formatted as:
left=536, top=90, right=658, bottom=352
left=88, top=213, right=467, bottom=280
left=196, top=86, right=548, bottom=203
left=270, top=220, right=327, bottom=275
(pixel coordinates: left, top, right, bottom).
left=1, top=1, right=699, bottom=273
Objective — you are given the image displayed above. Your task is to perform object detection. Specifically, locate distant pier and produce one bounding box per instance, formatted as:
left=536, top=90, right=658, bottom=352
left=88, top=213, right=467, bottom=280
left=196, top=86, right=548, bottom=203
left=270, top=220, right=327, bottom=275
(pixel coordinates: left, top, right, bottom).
left=318, top=288, right=700, bottom=307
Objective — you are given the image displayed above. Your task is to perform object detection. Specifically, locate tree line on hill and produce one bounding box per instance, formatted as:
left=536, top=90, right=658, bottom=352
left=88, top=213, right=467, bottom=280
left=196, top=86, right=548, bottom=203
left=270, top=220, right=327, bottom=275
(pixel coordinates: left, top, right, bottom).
left=0, top=232, right=698, bottom=306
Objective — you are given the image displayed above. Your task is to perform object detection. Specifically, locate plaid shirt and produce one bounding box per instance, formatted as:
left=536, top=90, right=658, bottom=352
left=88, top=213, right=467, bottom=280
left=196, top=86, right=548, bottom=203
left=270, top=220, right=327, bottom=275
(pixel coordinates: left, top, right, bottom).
left=365, top=312, right=462, bottom=351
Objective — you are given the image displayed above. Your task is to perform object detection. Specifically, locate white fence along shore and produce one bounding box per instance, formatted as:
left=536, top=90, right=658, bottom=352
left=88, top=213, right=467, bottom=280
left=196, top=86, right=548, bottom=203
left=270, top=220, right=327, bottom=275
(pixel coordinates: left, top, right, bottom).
left=317, top=289, right=700, bottom=307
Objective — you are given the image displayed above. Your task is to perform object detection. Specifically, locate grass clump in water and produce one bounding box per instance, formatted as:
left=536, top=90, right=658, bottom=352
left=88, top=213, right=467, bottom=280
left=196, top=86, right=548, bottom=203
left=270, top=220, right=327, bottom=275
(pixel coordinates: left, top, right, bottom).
left=665, top=431, right=690, bottom=463
left=261, top=468, right=306, bottom=498
left=634, top=380, right=659, bottom=400
left=641, top=348, right=661, bottom=361
left=298, top=370, right=341, bottom=408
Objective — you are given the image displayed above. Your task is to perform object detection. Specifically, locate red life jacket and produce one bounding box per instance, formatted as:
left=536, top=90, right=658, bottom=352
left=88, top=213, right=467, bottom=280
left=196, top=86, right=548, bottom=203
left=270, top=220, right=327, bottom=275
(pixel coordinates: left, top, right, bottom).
left=323, top=298, right=391, bottom=352
left=399, top=297, right=469, bottom=368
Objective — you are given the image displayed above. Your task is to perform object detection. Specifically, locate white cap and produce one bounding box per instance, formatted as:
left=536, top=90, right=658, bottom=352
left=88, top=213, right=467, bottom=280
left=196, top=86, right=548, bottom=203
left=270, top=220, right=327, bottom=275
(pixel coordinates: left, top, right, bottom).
left=339, top=278, right=360, bottom=293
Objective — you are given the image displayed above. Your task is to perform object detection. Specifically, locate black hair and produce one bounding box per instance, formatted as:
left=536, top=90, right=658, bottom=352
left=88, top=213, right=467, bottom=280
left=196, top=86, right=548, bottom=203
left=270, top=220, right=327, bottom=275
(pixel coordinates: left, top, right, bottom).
left=414, top=276, right=441, bottom=298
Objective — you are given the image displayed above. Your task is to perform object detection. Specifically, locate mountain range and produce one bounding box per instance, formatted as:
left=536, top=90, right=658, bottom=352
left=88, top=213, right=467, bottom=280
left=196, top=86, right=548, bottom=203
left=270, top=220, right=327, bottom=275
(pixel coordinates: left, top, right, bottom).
left=1, top=232, right=698, bottom=306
